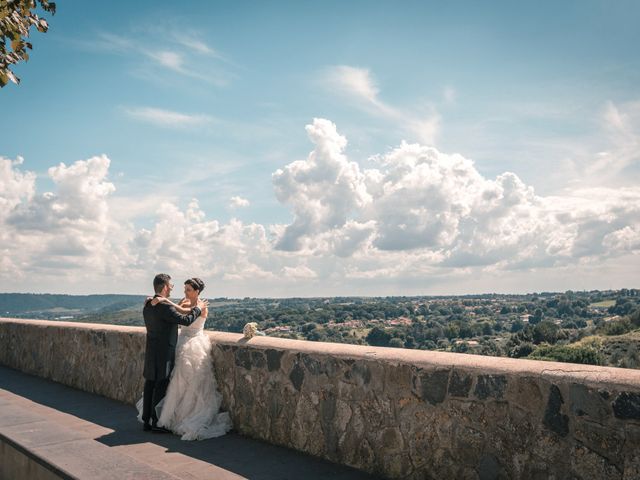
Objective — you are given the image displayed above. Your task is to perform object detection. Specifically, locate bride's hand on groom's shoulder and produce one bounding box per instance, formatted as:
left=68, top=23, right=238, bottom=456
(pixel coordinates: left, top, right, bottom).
left=150, top=296, right=165, bottom=306
left=198, top=299, right=209, bottom=318
left=144, top=296, right=157, bottom=306
left=197, top=299, right=208, bottom=309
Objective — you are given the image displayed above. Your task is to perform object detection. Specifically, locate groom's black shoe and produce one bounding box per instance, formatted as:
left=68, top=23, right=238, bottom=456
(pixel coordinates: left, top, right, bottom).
left=151, top=424, right=171, bottom=433
left=143, top=423, right=152, bottom=432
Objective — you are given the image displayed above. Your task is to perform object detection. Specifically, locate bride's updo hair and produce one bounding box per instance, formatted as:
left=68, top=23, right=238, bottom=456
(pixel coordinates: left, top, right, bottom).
left=184, top=277, right=205, bottom=293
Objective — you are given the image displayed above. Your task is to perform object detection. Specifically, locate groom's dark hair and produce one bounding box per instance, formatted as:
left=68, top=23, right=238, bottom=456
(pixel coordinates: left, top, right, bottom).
left=153, top=273, right=171, bottom=294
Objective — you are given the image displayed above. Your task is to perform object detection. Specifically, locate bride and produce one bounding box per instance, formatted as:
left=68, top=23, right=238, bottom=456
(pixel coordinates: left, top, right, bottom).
left=137, top=277, right=232, bottom=440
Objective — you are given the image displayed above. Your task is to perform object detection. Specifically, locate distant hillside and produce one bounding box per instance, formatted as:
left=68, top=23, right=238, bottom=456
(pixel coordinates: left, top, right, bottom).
left=0, top=293, right=146, bottom=318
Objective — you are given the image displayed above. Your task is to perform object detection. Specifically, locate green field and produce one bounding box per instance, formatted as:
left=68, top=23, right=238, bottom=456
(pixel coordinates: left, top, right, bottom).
left=589, top=300, right=615, bottom=308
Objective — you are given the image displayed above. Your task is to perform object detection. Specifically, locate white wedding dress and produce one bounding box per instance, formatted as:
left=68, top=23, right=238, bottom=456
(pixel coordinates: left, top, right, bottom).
left=137, top=315, right=232, bottom=440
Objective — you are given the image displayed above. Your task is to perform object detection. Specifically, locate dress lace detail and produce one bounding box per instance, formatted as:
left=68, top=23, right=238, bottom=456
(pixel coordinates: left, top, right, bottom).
left=137, top=315, right=232, bottom=440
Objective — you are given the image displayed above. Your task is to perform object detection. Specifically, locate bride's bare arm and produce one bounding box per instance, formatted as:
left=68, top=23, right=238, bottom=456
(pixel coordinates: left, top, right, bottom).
left=151, top=296, right=191, bottom=314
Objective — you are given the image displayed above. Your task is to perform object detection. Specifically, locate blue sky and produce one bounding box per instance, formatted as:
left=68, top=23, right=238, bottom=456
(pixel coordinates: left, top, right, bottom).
left=1, top=1, right=639, bottom=296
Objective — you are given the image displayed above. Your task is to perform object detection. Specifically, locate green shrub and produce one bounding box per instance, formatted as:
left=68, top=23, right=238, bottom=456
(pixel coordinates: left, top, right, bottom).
left=600, top=318, right=632, bottom=336
left=509, top=342, right=535, bottom=358
left=528, top=343, right=604, bottom=366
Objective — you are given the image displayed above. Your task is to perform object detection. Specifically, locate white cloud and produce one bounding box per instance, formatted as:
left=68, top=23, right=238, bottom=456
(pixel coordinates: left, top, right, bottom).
left=88, top=31, right=232, bottom=86
left=9, top=155, right=115, bottom=230
left=91, top=32, right=132, bottom=53
left=0, top=156, right=35, bottom=218
left=173, top=36, right=219, bottom=57
left=93, top=33, right=186, bottom=73
left=1, top=119, right=638, bottom=295
left=272, top=119, right=640, bottom=276
left=123, top=106, right=214, bottom=128
left=325, top=66, right=379, bottom=104
left=584, top=101, right=640, bottom=183
left=229, top=196, right=250, bottom=208
left=130, top=200, right=278, bottom=285
left=1, top=155, right=134, bottom=282
left=147, top=50, right=184, bottom=72
left=406, top=113, right=441, bottom=146
left=603, top=226, right=640, bottom=253
left=322, top=65, right=440, bottom=145
left=272, top=118, right=371, bottom=251
left=323, top=65, right=396, bottom=117
left=282, top=264, right=317, bottom=279
left=459, top=99, right=640, bottom=195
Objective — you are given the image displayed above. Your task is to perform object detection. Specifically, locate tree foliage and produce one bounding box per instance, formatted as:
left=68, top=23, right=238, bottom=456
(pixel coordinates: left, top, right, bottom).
left=532, top=320, right=561, bottom=344
left=366, top=326, right=391, bottom=347
left=1, top=0, right=55, bottom=87
left=528, top=344, right=604, bottom=366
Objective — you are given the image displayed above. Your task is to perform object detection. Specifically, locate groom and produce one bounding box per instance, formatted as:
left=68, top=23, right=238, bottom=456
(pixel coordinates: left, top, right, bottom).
left=142, top=273, right=205, bottom=432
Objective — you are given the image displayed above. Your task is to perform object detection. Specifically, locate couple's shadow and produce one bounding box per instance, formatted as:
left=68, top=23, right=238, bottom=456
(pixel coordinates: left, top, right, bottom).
left=1, top=365, right=375, bottom=480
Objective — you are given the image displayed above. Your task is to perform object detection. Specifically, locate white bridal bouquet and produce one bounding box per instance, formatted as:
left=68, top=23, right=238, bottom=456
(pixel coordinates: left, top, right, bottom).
left=243, top=322, right=265, bottom=339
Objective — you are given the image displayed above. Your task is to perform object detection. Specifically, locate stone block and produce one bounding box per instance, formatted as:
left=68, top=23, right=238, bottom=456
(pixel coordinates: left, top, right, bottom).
left=543, top=384, right=570, bottom=437
left=265, top=348, right=284, bottom=371
left=449, top=370, right=473, bottom=398
left=384, top=363, right=414, bottom=397
left=344, top=360, right=372, bottom=386
left=570, top=383, right=611, bottom=421
left=474, top=374, right=507, bottom=400
left=249, top=350, right=266, bottom=369
left=573, top=419, right=624, bottom=465
left=509, top=377, right=543, bottom=413
left=613, top=392, right=640, bottom=420
left=303, top=355, right=324, bottom=376
left=419, top=369, right=449, bottom=405
left=234, top=348, right=252, bottom=370
left=571, top=445, right=623, bottom=480
left=289, top=361, right=305, bottom=391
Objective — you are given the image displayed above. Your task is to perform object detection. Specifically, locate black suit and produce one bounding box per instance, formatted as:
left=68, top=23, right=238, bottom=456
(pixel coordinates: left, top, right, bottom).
left=141, top=296, right=201, bottom=426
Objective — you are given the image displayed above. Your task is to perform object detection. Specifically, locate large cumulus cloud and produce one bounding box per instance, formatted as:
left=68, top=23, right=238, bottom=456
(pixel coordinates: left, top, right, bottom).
left=272, top=118, right=640, bottom=274
left=1, top=155, right=133, bottom=281
left=272, top=119, right=371, bottom=251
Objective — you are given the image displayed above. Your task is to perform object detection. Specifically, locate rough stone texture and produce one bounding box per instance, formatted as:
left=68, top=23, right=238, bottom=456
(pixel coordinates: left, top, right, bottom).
left=474, top=374, right=507, bottom=400
left=544, top=384, right=570, bottom=437
left=0, top=318, right=145, bottom=405
left=2, top=317, right=640, bottom=480
left=613, top=392, right=640, bottom=420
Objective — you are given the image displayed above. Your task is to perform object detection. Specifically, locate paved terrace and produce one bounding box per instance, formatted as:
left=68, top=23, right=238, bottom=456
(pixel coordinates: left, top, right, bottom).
left=0, top=365, right=378, bottom=480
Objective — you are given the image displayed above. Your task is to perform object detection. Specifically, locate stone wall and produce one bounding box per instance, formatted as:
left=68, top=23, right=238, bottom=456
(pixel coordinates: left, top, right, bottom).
left=1, top=317, right=640, bottom=479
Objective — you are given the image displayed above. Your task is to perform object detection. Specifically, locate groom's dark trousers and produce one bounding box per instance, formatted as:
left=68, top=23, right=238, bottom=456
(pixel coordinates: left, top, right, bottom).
left=142, top=296, right=201, bottom=426
left=142, top=378, right=170, bottom=425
